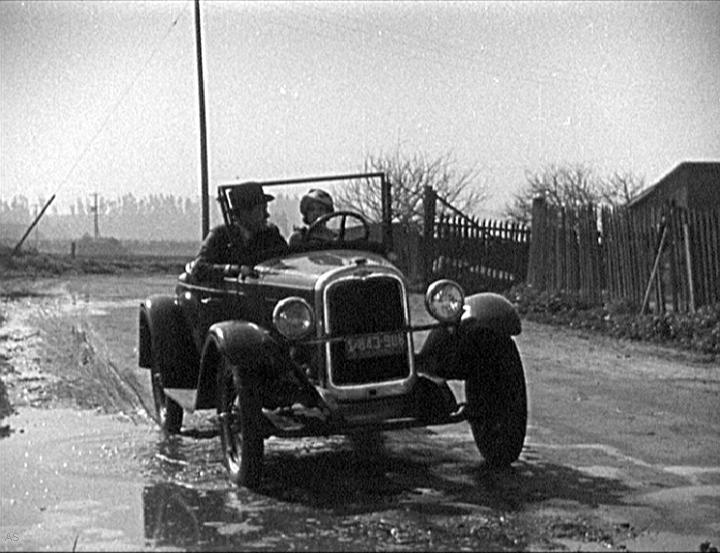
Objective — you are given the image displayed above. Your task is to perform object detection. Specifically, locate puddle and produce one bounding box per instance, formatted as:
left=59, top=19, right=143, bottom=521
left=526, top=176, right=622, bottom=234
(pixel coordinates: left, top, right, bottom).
left=63, top=297, right=142, bottom=317
left=1, top=408, right=155, bottom=551
left=577, top=465, right=624, bottom=480
left=619, top=531, right=719, bottom=552
left=0, top=404, right=531, bottom=551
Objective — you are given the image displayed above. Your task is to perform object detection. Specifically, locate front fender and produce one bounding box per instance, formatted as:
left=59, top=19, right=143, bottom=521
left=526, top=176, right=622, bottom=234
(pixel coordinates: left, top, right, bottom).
left=195, top=321, right=285, bottom=409
left=462, top=292, right=521, bottom=336
left=417, top=292, right=521, bottom=380
left=138, top=294, right=198, bottom=388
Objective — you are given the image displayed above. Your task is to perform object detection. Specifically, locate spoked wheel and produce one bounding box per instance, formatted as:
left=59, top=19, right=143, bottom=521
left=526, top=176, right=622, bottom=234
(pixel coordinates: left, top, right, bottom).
left=217, top=359, right=264, bottom=490
left=465, top=337, right=527, bottom=467
left=151, top=366, right=183, bottom=434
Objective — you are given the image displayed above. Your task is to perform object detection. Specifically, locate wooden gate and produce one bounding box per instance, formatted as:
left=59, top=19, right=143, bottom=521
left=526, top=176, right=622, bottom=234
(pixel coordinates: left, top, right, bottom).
left=422, top=187, right=530, bottom=294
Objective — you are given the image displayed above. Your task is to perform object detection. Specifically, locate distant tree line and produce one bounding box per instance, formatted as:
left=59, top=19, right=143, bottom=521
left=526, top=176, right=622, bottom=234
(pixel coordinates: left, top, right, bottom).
left=1, top=157, right=646, bottom=247
left=1, top=192, right=305, bottom=243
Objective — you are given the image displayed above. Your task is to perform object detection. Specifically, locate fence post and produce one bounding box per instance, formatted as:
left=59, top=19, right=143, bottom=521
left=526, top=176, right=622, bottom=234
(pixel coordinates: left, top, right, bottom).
left=683, top=217, right=695, bottom=313
left=527, top=196, right=546, bottom=290
left=422, top=185, right=436, bottom=288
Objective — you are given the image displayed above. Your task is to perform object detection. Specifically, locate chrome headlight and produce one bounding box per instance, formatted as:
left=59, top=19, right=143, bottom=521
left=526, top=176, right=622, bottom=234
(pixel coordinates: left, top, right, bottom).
left=425, top=279, right=465, bottom=322
left=272, top=297, right=315, bottom=340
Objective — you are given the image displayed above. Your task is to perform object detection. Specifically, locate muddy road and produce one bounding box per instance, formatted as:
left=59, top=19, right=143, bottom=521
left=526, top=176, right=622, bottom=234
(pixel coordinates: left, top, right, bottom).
left=1, top=274, right=718, bottom=551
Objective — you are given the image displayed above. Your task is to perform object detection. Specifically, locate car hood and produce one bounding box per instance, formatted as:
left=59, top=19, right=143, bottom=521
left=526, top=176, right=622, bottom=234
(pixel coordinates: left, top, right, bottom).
left=254, top=249, right=398, bottom=290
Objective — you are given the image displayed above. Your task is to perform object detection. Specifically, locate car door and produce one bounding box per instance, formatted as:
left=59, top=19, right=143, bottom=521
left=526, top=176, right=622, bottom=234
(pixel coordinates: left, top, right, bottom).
left=176, top=275, right=241, bottom=353
left=197, top=277, right=242, bottom=344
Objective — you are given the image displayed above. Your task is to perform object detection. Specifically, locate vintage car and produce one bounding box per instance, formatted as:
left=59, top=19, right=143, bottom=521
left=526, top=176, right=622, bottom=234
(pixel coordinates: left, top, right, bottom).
left=138, top=172, right=527, bottom=490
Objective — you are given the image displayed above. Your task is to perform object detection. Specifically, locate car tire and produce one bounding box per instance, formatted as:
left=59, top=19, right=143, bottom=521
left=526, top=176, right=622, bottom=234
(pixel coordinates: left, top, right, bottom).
left=217, top=359, right=264, bottom=490
left=150, top=362, right=183, bottom=435
left=150, top=343, right=183, bottom=435
left=465, top=336, right=527, bottom=467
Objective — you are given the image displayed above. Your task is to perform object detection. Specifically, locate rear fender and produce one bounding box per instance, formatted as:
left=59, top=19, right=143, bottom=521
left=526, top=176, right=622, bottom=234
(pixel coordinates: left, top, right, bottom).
left=138, top=295, right=198, bottom=388
left=417, top=292, right=520, bottom=380
left=195, top=321, right=317, bottom=410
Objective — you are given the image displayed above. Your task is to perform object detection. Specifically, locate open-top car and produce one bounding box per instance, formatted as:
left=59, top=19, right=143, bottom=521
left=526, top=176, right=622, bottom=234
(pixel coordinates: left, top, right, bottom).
left=138, top=172, right=527, bottom=490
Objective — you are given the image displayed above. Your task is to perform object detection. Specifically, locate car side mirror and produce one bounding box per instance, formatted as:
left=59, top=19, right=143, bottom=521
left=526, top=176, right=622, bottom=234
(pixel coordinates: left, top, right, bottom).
left=240, top=265, right=259, bottom=281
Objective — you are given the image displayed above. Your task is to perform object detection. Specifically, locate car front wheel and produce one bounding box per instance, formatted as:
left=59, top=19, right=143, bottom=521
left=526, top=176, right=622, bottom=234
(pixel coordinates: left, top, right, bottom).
left=465, top=336, right=527, bottom=467
left=217, top=359, right=264, bottom=490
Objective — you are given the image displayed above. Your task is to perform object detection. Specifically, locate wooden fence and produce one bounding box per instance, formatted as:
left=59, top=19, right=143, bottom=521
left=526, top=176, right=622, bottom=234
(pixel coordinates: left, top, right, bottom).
left=422, top=188, right=530, bottom=294
left=390, top=188, right=530, bottom=294
left=527, top=196, right=720, bottom=312
left=526, top=198, right=603, bottom=305
left=430, top=214, right=530, bottom=293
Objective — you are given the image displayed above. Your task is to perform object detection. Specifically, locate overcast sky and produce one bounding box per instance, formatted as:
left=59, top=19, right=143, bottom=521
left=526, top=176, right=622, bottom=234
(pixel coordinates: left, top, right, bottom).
left=2, top=0, right=719, bottom=218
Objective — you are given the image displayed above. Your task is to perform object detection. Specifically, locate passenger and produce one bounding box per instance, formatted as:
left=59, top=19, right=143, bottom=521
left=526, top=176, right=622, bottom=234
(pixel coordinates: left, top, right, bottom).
left=288, top=188, right=335, bottom=246
left=188, top=182, right=287, bottom=282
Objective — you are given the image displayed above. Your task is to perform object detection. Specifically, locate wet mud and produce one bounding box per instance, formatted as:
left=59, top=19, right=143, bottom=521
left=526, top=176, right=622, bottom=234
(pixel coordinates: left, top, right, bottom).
left=1, top=275, right=719, bottom=551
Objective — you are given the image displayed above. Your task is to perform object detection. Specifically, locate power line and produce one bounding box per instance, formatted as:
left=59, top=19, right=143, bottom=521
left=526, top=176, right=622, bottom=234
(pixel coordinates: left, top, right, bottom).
left=50, top=1, right=191, bottom=200
left=214, top=2, right=685, bottom=101
left=303, top=5, right=646, bottom=93
left=295, top=4, right=581, bottom=89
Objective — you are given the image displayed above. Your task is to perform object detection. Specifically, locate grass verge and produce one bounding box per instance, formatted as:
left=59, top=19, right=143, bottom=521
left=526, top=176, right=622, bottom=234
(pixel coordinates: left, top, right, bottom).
left=505, top=283, right=720, bottom=359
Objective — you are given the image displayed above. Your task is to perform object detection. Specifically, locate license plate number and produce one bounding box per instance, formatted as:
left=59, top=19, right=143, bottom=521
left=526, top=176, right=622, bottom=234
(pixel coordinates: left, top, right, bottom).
left=345, top=333, right=404, bottom=360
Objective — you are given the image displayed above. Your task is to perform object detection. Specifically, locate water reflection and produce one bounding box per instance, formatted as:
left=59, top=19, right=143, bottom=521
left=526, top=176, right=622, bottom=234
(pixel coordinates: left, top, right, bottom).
left=143, top=482, right=236, bottom=548
left=144, top=482, right=202, bottom=546
left=138, top=430, right=639, bottom=551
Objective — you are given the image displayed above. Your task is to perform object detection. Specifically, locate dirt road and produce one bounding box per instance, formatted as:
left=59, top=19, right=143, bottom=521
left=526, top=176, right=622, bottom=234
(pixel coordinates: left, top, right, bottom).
left=1, top=275, right=718, bottom=551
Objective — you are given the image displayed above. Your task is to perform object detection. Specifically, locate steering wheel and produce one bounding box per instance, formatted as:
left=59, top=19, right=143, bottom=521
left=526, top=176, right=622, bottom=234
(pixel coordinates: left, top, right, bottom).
left=305, top=210, right=370, bottom=243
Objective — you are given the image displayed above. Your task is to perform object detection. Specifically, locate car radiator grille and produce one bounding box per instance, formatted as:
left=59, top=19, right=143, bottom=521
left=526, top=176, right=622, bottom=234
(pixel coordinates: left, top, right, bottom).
left=327, top=277, right=410, bottom=386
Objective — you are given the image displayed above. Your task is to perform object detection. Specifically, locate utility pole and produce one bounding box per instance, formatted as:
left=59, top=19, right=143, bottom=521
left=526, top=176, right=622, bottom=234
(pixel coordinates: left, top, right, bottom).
left=34, top=204, right=39, bottom=249
left=90, top=192, right=100, bottom=239
left=11, top=194, right=56, bottom=257
left=194, top=0, right=210, bottom=239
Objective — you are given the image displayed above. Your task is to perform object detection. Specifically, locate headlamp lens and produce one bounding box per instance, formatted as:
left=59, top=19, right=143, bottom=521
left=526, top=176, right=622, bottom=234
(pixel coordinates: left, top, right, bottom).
left=425, top=280, right=465, bottom=322
left=272, top=297, right=315, bottom=340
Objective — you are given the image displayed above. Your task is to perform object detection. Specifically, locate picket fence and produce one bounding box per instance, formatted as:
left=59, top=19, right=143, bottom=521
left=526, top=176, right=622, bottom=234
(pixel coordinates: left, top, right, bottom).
left=527, top=197, right=720, bottom=313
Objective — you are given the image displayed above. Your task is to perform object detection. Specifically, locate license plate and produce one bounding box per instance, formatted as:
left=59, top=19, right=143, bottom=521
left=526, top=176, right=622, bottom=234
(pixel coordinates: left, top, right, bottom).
left=345, top=332, right=404, bottom=360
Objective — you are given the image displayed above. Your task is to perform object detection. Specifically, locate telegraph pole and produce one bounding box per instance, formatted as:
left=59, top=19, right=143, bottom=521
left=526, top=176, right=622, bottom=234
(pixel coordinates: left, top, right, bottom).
left=34, top=204, right=39, bottom=249
left=90, top=192, right=100, bottom=238
left=11, top=194, right=56, bottom=256
left=194, top=0, right=210, bottom=239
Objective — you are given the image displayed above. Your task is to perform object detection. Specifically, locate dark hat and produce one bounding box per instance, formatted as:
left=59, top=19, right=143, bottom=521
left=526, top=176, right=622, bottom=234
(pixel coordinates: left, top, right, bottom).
left=227, top=182, right=274, bottom=210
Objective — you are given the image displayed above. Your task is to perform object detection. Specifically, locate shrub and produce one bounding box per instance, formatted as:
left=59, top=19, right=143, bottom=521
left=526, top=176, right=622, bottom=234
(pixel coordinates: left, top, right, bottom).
left=504, top=284, right=720, bottom=357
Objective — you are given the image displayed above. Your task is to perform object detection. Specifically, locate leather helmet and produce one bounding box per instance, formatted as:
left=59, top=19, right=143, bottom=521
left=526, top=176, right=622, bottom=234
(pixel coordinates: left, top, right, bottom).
left=300, top=189, right=334, bottom=217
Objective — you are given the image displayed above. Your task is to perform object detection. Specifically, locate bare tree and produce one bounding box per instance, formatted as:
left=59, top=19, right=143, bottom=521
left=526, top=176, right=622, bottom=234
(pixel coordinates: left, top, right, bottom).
left=598, top=170, right=646, bottom=207
left=504, top=164, right=645, bottom=224
left=335, top=149, right=487, bottom=231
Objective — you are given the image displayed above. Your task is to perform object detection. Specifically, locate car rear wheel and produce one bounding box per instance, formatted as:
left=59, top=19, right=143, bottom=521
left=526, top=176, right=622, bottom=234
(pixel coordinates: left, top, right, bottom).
left=217, top=359, right=264, bottom=490
left=151, top=363, right=183, bottom=435
left=465, top=337, right=527, bottom=467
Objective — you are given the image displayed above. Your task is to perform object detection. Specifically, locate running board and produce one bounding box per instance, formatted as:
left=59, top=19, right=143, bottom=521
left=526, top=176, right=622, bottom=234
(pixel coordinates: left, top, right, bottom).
left=264, top=408, right=468, bottom=439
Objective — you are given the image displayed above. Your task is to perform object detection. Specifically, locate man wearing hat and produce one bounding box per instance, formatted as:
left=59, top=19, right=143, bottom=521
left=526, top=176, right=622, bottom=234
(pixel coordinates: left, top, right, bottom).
left=188, top=182, right=287, bottom=282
